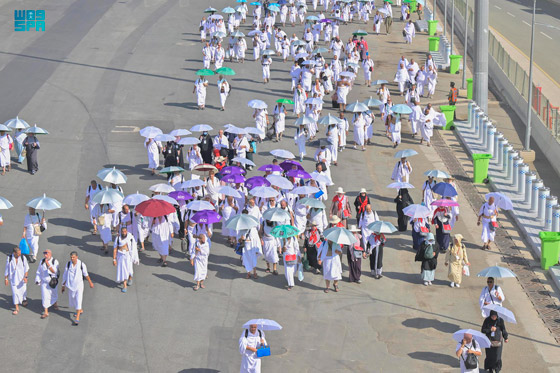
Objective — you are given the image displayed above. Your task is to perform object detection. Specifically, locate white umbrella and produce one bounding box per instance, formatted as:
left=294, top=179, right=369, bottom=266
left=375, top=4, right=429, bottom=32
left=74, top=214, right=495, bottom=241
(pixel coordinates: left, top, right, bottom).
left=387, top=182, right=415, bottom=189
left=294, top=115, right=314, bottom=125
left=266, top=175, right=293, bottom=189
left=226, top=126, right=247, bottom=135
left=248, top=29, right=262, bottom=36
left=346, top=101, right=369, bottom=113
left=270, top=149, right=295, bottom=159
left=218, top=186, right=242, bottom=198
left=452, top=329, right=492, bottom=349
left=177, top=137, right=200, bottom=145
left=482, top=304, right=517, bottom=324
left=26, top=194, right=62, bottom=210
left=232, top=156, right=256, bottom=167
left=180, top=179, right=206, bottom=189
left=250, top=186, right=279, bottom=198
left=186, top=200, right=215, bottom=211
left=149, top=183, right=175, bottom=194
left=243, top=319, right=283, bottom=330
left=191, top=124, right=213, bottom=132
left=123, top=191, right=149, bottom=206
left=153, top=194, right=179, bottom=205
left=304, top=97, right=323, bottom=105
left=262, top=207, right=291, bottom=222
left=0, top=196, right=14, bottom=209
left=477, top=265, right=517, bottom=278
left=25, top=124, right=49, bottom=135
left=154, top=134, right=175, bottom=142
left=248, top=99, right=268, bottom=109
left=424, top=169, right=451, bottom=179
left=367, top=221, right=398, bottom=233
left=394, top=149, right=418, bottom=158
left=291, top=186, right=319, bottom=195
left=245, top=127, right=264, bottom=136
left=97, top=167, right=127, bottom=184
left=485, top=192, right=513, bottom=211
left=139, top=126, right=162, bottom=138
left=310, top=171, right=333, bottom=185
left=91, top=189, right=124, bottom=204
left=169, top=128, right=192, bottom=137
left=323, top=227, right=357, bottom=245
left=225, top=214, right=260, bottom=231
left=0, top=124, right=11, bottom=132
left=4, top=116, right=30, bottom=130
left=403, top=204, right=431, bottom=219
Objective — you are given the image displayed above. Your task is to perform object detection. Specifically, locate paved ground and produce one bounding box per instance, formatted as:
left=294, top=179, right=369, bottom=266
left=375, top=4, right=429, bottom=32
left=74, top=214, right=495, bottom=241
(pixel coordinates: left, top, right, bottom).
left=0, top=1, right=559, bottom=372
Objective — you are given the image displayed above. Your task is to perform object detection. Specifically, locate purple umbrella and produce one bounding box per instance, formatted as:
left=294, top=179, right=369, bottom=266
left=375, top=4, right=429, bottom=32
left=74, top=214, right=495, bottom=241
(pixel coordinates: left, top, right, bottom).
left=319, top=18, right=332, bottom=23
left=280, top=160, right=304, bottom=172
left=258, top=164, right=283, bottom=172
left=168, top=191, right=194, bottom=201
left=431, top=199, right=460, bottom=207
left=286, top=169, right=311, bottom=179
left=222, top=173, right=246, bottom=184
left=246, top=176, right=271, bottom=190
left=191, top=210, right=222, bottom=224
left=221, top=165, right=246, bottom=175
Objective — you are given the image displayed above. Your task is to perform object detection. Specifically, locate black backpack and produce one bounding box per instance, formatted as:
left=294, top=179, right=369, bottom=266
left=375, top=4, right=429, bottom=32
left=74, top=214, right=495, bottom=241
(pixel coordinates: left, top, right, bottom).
left=462, top=339, right=478, bottom=369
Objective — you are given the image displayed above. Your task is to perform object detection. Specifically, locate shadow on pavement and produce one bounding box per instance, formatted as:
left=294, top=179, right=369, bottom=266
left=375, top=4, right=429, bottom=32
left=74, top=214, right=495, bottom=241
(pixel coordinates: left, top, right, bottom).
left=408, top=351, right=458, bottom=367
left=153, top=273, right=194, bottom=289
left=402, top=317, right=460, bottom=333
left=382, top=270, right=420, bottom=284
left=48, top=218, right=91, bottom=232
left=178, top=369, right=220, bottom=373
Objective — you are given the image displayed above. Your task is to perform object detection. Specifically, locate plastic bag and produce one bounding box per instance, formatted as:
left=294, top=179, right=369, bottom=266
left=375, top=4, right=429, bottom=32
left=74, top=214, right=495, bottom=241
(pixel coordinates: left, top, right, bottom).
left=463, top=264, right=470, bottom=277
left=297, top=263, right=304, bottom=282
left=19, top=238, right=30, bottom=255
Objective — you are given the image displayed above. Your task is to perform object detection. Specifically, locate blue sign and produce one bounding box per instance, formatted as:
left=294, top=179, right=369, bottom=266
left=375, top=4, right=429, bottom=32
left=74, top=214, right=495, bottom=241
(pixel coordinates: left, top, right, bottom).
left=14, top=10, right=45, bottom=31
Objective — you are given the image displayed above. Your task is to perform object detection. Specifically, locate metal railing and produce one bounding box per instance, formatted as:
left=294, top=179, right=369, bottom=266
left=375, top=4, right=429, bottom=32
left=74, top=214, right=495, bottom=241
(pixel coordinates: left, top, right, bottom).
left=449, top=0, right=560, bottom=140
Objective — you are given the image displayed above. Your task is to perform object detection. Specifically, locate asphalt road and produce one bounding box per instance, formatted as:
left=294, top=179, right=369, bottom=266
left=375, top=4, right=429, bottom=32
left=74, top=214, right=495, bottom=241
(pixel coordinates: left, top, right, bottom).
left=0, top=0, right=558, bottom=372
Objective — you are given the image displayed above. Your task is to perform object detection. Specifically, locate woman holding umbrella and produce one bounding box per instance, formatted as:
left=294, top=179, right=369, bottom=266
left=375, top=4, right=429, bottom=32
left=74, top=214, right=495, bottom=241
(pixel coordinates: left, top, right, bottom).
left=445, top=234, right=470, bottom=288
left=22, top=131, right=40, bottom=175
left=317, top=235, right=343, bottom=293
left=478, top=196, right=498, bottom=250
left=481, top=310, right=509, bottom=373
left=394, top=188, right=413, bottom=232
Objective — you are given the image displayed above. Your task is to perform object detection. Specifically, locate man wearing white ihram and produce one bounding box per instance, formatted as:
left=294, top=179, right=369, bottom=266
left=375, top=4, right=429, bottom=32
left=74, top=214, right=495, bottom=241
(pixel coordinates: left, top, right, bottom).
left=62, top=251, right=94, bottom=325
left=35, top=249, right=59, bottom=318
left=4, top=247, right=29, bottom=315
left=239, top=323, right=267, bottom=373
left=22, top=206, right=47, bottom=263
left=113, top=226, right=138, bottom=293
left=145, top=137, right=160, bottom=175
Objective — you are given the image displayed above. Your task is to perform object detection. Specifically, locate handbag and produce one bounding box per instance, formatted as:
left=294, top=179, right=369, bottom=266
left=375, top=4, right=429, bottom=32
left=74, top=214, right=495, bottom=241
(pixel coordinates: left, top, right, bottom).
left=98, top=215, right=106, bottom=226
left=285, top=254, right=297, bottom=265
left=490, top=326, right=502, bottom=347
left=343, top=209, right=350, bottom=218
left=491, top=221, right=498, bottom=228
left=402, top=30, right=406, bottom=36
left=353, top=246, right=365, bottom=259
left=462, top=264, right=470, bottom=276
left=442, top=223, right=452, bottom=233
left=461, top=339, right=478, bottom=369
left=33, top=224, right=43, bottom=236
left=48, top=275, right=59, bottom=289
left=488, top=221, right=496, bottom=232
left=257, top=346, right=271, bottom=357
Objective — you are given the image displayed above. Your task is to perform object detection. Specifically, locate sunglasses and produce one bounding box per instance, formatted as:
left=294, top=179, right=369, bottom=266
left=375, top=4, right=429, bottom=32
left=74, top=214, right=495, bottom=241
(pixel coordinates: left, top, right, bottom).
left=487, top=281, right=494, bottom=284
left=43, top=252, right=49, bottom=255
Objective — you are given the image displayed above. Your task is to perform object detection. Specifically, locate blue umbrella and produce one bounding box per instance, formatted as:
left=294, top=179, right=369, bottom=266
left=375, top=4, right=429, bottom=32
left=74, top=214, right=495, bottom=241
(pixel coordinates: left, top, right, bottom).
left=250, top=1, right=261, bottom=5
left=391, top=104, right=413, bottom=115
left=123, top=192, right=150, bottom=206
left=394, top=149, right=418, bottom=158
left=346, top=101, right=369, bottom=112
left=363, top=97, right=383, bottom=107
left=477, top=265, right=516, bottom=278
left=433, top=182, right=458, bottom=197
left=26, top=194, right=62, bottom=210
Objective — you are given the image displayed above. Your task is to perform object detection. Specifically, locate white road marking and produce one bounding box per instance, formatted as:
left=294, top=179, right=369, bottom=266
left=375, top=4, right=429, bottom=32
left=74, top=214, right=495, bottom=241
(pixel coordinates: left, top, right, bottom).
left=522, top=20, right=531, bottom=27
left=112, top=126, right=140, bottom=133
left=494, top=5, right=502, bottom=9
left=507, top=12, right=515, bottom=17
left=540, top=31, right=553, bottom=40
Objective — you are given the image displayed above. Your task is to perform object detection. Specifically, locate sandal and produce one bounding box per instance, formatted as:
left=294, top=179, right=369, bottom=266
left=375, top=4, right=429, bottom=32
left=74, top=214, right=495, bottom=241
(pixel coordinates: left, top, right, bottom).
left=12, top=310, right=18, bottom=315
left=334, top=285, right=339, bottom=292
left=193, top=285, right=199, bottom=291
left=200, top=284, right=205, bottom=289
left=273, top=270, right=278, bottom=275
left=253, top=273, right=258, bottom=279
left=161, top=261, right=168, bottom=267
left=41, top=314, right=49, bottom=319
left=22, top=300, right=28, bottom=307
left=265, top=268, right=271, bottom=273
left=246, top=273, right=251, bottom=279
left=324, top=288, right=329, bottom=293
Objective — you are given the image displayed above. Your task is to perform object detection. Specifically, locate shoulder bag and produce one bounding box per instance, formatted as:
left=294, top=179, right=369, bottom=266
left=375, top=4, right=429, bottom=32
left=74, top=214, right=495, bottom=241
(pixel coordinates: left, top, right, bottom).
left=461, top=339, right=478, bottom=369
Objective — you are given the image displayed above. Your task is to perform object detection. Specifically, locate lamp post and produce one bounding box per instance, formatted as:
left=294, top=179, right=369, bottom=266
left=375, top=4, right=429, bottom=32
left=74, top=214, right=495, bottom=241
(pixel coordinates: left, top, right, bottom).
left=444, top=0, right=447, bottom=35
left=462, top=0, right=469, bottom=89
left=451, top=0, right=455, bottom=52
left=524, top=0, right=536, bottom=151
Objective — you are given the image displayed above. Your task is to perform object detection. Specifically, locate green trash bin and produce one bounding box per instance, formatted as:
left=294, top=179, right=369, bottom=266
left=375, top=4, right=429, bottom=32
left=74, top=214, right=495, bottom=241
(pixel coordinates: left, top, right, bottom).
left=472, top=153, right=492, bottom=184
left=539, top=231, right=560, bottom=270
left=440, top=105, right=456, bottom=130
left=409, top=0, right=417, bottom=12
left=449, top=55, right=462, bottom=74
left=428, top=37, right=440, bottom=52
left=467, top=78, right=473, bottom=100
left=427, top=20, right=438, bottom=36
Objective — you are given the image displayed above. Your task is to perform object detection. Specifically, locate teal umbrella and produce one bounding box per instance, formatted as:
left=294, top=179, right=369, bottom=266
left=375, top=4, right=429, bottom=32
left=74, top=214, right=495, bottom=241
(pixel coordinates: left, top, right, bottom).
left=294, top=115, right=314, bottom=125
left=27, top=194, right=62, bottom=210
left=270, top=224, right=299, bottom=238
left=367, top=221, right=397, bottom=234
left=317, top=114, right=341, bottom=126
left=225, top=214, right=260, bottom=231
left=216, top=67, right=236, bottom=75
left=312, top=47, right=329, bottom=54
left=363, top=97, right=383, bottom=107
left=323, top=227, right=357, bottom=245
left=391, top=104, right=413, bottom=115
left=159, top=166, right=186, bottom=174
left=91, top=189, right=124, bottom=205
left=24, top=124, right=49, bottom=135
left=204, top=7, right=218, bottom=13
left=299, top=197, right=325, bottom=209
left=97, top=167, right=127, bottom=184
left=222, top=6, right=236, bottom=13
left=352, top=29, right=369, bottom=36
left=231, top=30, right=245, bottom=37
left=196, top=69, right=215, bottom=76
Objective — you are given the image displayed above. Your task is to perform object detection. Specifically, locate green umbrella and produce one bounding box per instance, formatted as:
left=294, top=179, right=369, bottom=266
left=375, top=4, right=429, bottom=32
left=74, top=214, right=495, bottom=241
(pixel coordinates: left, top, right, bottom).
left=204, top=7, right=218, bottom=13
left=276, top=98, right=294, bottom=104
left=270, top=224, right=300, bottom=238
left=299, top=197, right=325, bottom=209
left=385, top=0, right=394, bottom=3
left=215, top=67, right=236, bottom=76
left=159, top=166, right=186, bottom=174
left=196, top=69, right=215, bottom=76
left=225, top=214, right=260, bottom=231
left=352, top=29, right=369, bottom=36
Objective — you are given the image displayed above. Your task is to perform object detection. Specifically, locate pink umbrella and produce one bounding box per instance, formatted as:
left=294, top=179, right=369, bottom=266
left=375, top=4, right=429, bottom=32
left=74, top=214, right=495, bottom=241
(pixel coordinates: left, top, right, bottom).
left=431, top=199, right=460, bottom=207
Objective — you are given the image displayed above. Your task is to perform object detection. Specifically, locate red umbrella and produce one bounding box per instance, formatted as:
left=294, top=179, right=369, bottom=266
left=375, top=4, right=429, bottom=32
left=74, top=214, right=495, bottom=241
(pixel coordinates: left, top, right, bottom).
left=135, top=199, right=175, bottom=217
left=192, top=163, right=218, bottom=174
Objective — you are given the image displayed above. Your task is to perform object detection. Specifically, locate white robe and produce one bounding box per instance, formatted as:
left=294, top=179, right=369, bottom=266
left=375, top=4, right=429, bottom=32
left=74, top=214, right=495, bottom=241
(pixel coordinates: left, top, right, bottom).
left=24, top=213, right=46, bottom=257
left=294, top=129, right=308, bottom=156
left=145, top=138, right=160, bottom=170
left=0, top=134, right=13, bottom=167
left=353, top=115, right=366, bottom=146
left=359, top=211, right=379, bottom=249
left=479, top=202, right=498, bottom=243
left=283, top=238, right=301, bottom=287
left=194, top=78, right=208, bottom=106
left=421, top=111, right=436, bottom=142
left=479, top=285, right=505, bottom=317
left=317, top=241, right=342, bottom=281
left=151, top=217, right=172, bottom=256
left=262, top=225, right=280, bottom=264
left=239, top=329, right=267, bottom=373
left=35, top=257, right=58, bottom=308
left=242, top=227, right=262, bottom=272
left=63, top=260, right=89, bottom=310
left=5, top=255, right=28, bottom=305
left=194, top=240, right=210, bottom=281
left=391, top=160, right=412, bottom=183
left=114, top=233, right=138, bottom=282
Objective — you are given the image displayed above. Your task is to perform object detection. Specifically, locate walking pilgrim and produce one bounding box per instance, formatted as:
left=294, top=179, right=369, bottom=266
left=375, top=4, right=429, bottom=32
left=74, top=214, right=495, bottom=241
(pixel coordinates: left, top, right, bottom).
left=4, top=247, right=29, bottom=315
left=192, top=234, right=210, bottom=291
left=391, top=157, right=412, bottom=183
left=113, top=227, right=138, bottom=293
left=62, top=251, right=94, bottom=325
